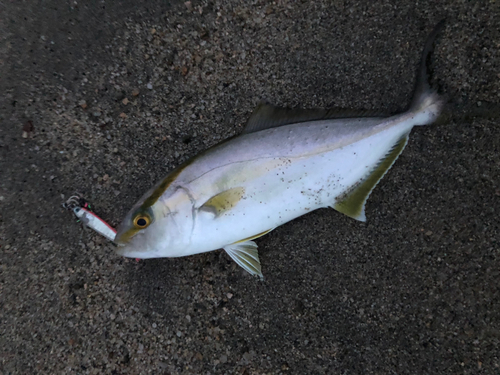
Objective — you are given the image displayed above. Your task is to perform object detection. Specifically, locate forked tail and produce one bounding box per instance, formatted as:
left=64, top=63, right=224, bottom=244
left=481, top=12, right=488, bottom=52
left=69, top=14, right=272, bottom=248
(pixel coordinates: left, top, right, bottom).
left=410, top=20, right=446, bottom=125
left=333, top=21, right=448, bottom=221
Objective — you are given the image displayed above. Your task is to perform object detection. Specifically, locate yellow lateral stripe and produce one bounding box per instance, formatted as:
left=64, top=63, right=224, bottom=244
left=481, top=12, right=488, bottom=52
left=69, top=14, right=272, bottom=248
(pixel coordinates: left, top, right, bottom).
left=141, top=159, right=191, bottom=210
left=140, top=135, right=239, bottom=211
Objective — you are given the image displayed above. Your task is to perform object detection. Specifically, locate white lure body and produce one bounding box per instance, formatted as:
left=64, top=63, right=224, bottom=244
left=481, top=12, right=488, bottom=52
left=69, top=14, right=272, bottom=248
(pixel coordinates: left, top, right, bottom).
left=74, top=207, right=117, bottom=242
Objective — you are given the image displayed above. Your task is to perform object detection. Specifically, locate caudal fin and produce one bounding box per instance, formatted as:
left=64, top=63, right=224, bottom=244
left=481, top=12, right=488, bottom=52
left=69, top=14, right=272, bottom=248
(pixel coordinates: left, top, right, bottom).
left=333, top=22, right=447, bottom=222
left=410, top=20, right=446, bottom=125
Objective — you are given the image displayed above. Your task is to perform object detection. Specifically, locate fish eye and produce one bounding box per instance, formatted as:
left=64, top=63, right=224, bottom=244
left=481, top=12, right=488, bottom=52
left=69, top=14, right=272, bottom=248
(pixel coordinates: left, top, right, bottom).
left=133, top=215, right=151, bottom=228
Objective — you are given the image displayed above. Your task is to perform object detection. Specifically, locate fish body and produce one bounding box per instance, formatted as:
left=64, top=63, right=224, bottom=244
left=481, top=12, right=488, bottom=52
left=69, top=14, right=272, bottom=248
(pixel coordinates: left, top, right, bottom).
left=115, top=22, right=445, bottom=277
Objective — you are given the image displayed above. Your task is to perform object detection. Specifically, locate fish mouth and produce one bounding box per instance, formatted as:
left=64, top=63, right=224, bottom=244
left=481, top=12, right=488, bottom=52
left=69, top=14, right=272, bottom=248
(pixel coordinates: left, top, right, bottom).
left=113, top=224, right=137, bottom=246
left=114, top=245, right=157, bottom=259
left=113, top=232, right=127, bottom=246
left=114, top=245, right=132, bottom=257
left=114, top=245, right=126, bottom=255
left=113, top=231, right=137, bottom=257
left=114, top=242, right=140, bottom=258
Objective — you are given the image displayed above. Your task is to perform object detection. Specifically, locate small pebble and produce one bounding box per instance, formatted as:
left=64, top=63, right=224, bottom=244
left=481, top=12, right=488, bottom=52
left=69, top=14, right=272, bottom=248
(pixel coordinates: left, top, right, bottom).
left=147, top=83, right=153, bottom=90
left=22, top=120, right=34, bottom=138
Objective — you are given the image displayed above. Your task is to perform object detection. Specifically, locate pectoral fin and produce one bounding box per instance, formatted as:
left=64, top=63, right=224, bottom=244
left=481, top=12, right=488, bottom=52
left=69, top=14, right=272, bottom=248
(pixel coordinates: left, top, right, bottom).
left=199, top=187, right=245, bottom=217
left=333, top=133, right=410, bottom=221
left=223, top=241, right=263, bottom=278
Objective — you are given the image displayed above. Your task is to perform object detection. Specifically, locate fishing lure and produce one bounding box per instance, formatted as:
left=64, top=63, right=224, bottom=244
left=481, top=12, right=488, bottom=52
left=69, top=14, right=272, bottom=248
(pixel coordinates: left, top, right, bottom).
left=63, top=194, right=116, bottom=241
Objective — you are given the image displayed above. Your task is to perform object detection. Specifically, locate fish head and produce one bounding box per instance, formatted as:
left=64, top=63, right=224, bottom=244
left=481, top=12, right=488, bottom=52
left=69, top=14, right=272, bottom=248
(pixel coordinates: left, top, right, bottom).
left=114, top=179, right=193, bottom=258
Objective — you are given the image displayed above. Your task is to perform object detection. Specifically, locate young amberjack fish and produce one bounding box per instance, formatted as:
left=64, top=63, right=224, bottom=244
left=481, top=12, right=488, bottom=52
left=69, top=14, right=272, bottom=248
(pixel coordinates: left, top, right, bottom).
left=115, top=22, right=446, bottom=277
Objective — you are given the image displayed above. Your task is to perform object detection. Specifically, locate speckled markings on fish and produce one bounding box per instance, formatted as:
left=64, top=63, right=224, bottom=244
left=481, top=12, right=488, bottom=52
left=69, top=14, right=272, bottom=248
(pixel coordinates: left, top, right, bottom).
left=114, top=21, right=446, bottom=278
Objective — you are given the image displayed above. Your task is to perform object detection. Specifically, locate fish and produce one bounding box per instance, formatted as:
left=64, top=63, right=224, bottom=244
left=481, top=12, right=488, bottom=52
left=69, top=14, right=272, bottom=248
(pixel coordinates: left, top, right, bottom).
left=114, top=21, right=446, bottom=278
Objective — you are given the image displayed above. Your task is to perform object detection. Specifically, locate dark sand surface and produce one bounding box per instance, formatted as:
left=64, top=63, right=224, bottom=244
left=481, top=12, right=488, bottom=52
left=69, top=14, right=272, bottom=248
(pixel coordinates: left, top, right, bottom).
left=1, top=1, right=499, bottom=374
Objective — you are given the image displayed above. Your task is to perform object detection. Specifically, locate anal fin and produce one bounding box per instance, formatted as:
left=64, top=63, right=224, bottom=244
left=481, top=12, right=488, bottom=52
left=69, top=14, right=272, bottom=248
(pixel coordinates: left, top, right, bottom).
left=223, top=241, right=263, bottom=278
left=333, top=133, right=410, bottom=222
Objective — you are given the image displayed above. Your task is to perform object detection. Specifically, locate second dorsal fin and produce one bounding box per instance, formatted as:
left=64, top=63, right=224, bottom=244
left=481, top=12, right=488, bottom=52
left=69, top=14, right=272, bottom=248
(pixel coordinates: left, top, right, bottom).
left=243, top=103, right=391, bottom=134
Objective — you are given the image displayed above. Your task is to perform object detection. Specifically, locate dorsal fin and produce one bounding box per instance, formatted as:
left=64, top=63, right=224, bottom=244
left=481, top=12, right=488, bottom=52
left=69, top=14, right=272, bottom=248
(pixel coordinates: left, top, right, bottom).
left=333, top=133, right=410, bottom=221
left=242, top=103, right=392, bottom=134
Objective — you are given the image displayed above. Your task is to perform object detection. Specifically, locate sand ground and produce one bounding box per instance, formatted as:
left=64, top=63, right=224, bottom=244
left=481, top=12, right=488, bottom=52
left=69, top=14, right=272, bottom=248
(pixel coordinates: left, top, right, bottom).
left=1, top=1, right=499, bottom=374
